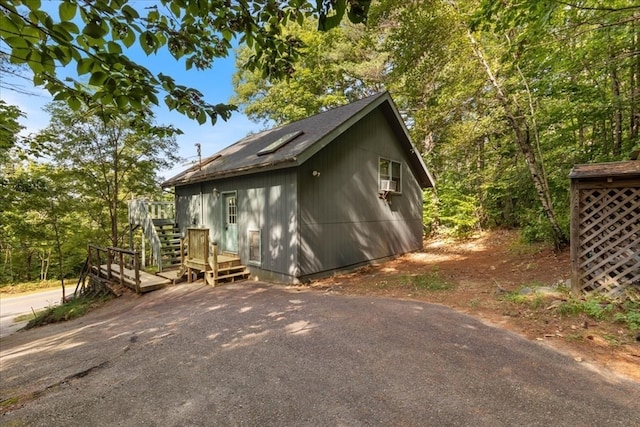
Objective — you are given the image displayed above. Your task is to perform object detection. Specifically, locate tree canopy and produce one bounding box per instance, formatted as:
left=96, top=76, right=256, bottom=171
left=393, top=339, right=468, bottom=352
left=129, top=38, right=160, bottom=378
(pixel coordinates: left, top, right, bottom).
left=231, top=0, right=640, bottom=248
left=0, top=0, right=370, bottom=124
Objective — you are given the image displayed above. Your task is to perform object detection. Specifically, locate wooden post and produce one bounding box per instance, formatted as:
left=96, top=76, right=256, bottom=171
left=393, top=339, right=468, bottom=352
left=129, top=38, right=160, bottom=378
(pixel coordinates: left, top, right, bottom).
left=569, top=179, right=581, bottom=295
left=134, top=251, right=141, bottom=294
left=212, top=243, right=218, bottom=286
left=107, top=248, right=112, bottom=281
left=141, top=234, right=146, bottom=268
left=118, top=251, right=125, bottom=287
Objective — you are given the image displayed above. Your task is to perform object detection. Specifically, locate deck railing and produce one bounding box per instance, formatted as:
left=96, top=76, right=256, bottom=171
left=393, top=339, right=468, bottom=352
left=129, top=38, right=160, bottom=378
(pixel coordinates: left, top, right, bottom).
left=129, top=199, right=175, bottom=272
left=180, top=228, right=214, bottom=282
left=88, top=244, right=141, bottom=294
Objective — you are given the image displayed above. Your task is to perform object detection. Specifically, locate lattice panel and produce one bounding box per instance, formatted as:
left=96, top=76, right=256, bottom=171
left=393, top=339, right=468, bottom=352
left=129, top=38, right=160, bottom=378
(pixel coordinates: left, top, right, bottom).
left=577, top=187, right=640, bottom=295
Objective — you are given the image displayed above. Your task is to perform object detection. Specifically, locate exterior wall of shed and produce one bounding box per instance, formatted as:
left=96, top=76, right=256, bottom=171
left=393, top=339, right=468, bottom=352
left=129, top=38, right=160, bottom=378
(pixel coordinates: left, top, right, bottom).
left=297, top=108, right=424, bottom=279
left=175, top=168, right=299, bottom=282
left=570, top=175, right=640, bottom=295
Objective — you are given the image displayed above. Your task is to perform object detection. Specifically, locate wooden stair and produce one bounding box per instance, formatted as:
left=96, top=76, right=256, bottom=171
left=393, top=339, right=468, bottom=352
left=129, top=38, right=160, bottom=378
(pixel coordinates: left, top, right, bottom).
left=154, top=220, right=182, bottom=270
left=206, top=253, right=250, bottom=286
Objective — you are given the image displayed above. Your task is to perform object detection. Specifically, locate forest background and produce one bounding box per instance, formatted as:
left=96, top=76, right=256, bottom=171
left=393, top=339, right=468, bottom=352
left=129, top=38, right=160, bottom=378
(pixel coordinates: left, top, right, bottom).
left=1, top=0, right=638, bottom=285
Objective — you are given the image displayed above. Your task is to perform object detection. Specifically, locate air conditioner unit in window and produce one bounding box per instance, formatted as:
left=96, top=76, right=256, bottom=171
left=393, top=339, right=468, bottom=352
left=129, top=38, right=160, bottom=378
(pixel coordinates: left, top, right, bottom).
left=380, top=180, right=397, bottom=192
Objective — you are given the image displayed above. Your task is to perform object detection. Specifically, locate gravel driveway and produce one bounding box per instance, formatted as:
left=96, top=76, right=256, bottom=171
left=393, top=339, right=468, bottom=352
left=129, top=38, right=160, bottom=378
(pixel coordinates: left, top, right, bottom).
left=1, top=282, right=638, bottom=426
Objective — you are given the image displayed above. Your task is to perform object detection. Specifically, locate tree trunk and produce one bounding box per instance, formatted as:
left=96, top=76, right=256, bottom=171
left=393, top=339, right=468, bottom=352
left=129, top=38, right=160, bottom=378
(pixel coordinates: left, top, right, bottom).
left=39, top=249, right=51, bottom=281
left=611, top=61, right=622, bottom=157
left=631, top=23, right=640, bottom=141
left=466, top=30, right=568, bottom=249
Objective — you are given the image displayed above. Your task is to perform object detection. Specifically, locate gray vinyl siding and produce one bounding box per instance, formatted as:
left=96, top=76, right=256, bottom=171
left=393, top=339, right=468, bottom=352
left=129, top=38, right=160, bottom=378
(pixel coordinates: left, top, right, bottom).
left=297, top=108, right=424, bottom=278
left=175, top=168, right=299, bottom=280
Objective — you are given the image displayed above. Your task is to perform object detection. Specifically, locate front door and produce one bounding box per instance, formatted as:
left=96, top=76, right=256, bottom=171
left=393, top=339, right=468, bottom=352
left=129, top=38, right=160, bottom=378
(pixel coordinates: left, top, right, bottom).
left=222, top=193, right=238, bottom=253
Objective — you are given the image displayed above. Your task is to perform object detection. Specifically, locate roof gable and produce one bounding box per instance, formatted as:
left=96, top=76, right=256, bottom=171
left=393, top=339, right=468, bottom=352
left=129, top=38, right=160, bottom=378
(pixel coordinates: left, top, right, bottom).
left=162, top=92, right=434, bottom=188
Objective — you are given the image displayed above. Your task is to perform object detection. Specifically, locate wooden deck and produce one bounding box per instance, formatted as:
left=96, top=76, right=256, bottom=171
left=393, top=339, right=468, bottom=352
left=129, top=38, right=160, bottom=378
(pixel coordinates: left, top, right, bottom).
left=98, top=264, right=171, bottom=293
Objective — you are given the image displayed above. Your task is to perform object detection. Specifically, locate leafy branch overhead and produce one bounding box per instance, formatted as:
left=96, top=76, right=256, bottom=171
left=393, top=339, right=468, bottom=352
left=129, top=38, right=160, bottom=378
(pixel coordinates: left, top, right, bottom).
left=0, top=0, right=369, bottom=124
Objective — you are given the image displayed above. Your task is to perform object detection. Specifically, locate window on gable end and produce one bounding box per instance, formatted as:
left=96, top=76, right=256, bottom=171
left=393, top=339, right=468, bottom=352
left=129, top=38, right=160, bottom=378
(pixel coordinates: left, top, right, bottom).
left=379, top=158, right=402, bottom=193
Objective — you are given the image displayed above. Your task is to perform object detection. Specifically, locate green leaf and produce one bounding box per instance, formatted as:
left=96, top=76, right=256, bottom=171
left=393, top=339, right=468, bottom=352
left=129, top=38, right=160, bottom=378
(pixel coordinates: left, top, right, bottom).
left=59, top=21, right=80, bottom=34
left=148, top=10, right=160, bottom=22
left=53, top=92, right=69, bottom=101
left=197, top=110, right=207, bottom=125
left=122, top=29, right=135, bottom=48
left=83, top=22, right=107, bottom=38
left=32, top=73, right=44, bottom=85
left=115, top=95, right=129, bottom=108
left=41, top=52, right=55, bottom=74
left=89, top=71, right=108, bottom=86
left=169, top=2, right=182, bottom=18
left=59, top=1, right=77, bottom=21
left=121, top=5, right=140, bottom=20
left=77, top=58, right=92, bottom=75
left=68, top=96, right=81, bottom=110
left=0, top=14, right=19, bottom=36
left=139, top=31, right=155, bottom=55
left=52, top=46, right=73, bottom=66
left=27, top=50, right=43, bottom=73
left=50, top=24, right=73, bottom=42
left=147, top=92, right=159, bottom=105
left=3, top=37, right=29, bottom=49
left=107, top=41, right=122, bottom=54
left=24, top=0, right=42, bottom=11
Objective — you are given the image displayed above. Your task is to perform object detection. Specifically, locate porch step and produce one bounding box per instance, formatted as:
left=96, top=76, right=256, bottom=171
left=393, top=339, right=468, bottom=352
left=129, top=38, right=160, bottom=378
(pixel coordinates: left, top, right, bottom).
left=205, top=263, right=250, bottom=286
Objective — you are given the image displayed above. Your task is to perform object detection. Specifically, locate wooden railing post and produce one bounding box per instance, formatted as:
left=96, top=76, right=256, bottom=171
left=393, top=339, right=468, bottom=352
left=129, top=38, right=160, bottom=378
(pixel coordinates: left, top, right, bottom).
left=134, top=251, right=141, bottom=294
left=107, top=248, right=113, bottom=281
left=119, top=251, right=124, bottom=287
left=212, top=243, right=218, bottom=285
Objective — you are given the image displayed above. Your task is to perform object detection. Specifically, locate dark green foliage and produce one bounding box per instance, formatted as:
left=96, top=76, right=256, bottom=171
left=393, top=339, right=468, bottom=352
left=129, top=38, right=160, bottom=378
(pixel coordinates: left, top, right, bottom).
left=0, top=0, right=365, bottom=124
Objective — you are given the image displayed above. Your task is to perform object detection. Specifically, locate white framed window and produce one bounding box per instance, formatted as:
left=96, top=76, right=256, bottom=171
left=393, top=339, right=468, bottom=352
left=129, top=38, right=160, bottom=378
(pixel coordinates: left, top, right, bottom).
left=248, top=230, right=261, bottom=264
left=379, top=158, right=401, bottom=193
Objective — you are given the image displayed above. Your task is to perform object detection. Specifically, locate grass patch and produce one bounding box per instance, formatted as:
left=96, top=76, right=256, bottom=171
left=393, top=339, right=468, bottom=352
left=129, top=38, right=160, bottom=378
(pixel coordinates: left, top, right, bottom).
left=399, top=271, right=456, bottom=292
left=504, top=283, right=550, bottom=306
left=507, top=239, right=547, bottom=256
left=504, top=292, right=545, bottom=309
left=0, top=396, right=19, bottom=409
left=13, top=309, right=47, bottom=323
left=556, top=298, right=614, bottom=321
left=24, top=295, right=112, bottom=329
left=504, top=285, right=640, bottom=334
left=374, top=271, right=456, bottom=293
left=613, top=299, right=640, bottom=331
left=0, top=280, right=74, bottom=295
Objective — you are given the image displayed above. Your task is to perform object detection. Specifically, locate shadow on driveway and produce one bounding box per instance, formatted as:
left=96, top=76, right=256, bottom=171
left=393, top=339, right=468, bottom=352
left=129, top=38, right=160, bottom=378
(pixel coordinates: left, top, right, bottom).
left=1, top=282, right=638, bottom=426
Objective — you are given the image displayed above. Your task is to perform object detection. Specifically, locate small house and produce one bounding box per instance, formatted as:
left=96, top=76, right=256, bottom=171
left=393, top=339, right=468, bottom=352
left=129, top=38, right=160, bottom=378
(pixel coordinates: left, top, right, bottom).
left=161, top=92, right=435, bottom=283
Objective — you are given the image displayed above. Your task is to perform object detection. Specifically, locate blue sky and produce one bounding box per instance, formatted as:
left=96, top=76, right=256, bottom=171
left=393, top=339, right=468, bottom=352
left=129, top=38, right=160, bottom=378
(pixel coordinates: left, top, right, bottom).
left=0, top=2, right=265, bottom=180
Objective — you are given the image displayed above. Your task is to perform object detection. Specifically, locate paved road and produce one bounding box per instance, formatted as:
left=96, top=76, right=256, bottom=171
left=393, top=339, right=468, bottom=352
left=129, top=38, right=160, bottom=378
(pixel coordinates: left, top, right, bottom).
left=0, top=288, right=63, bottom=338
left=1, top=282, right=638, bottom=426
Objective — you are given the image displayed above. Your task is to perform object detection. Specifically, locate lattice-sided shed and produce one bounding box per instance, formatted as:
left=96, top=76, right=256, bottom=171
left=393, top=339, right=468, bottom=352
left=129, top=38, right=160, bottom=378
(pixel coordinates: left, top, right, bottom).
left=569, top=161, right=640, bottom=296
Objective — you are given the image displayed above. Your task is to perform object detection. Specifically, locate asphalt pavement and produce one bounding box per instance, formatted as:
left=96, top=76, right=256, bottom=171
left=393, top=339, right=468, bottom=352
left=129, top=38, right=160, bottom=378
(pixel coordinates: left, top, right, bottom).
left=1, top=282, right=638, bottom=426
left=0, top=288, right=64, bottom=338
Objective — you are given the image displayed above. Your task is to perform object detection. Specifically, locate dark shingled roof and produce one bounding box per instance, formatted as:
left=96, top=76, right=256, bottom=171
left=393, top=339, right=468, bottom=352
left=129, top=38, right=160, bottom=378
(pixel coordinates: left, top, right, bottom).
left=569, top=160, right=640, bottom=179
left=162, top=92, right=434, bottom=188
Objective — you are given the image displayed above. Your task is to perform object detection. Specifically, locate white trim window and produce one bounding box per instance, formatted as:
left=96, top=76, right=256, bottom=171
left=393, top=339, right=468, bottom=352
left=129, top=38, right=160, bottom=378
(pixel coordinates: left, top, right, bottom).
left=379, top=158, right=401, bottom=193
left=248, top=230, right=261, bottom=264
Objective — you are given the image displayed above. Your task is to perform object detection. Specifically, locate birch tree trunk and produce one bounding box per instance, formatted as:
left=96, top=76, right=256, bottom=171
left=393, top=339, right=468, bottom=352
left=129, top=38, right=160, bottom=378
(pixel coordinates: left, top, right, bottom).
left=466, top=30, right=568, bottom=249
